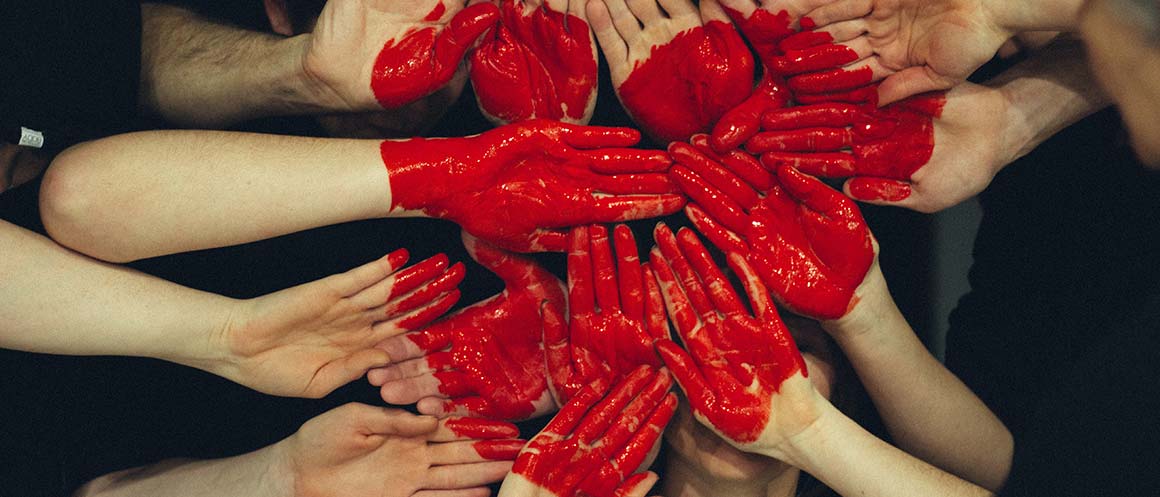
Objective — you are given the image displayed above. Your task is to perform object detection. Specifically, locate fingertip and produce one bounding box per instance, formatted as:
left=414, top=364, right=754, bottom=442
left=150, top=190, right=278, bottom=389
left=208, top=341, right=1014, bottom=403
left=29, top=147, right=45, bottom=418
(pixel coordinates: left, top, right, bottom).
left=845, top=177, right=911, bottom=203
left=386, top=248, right=410, bottom=272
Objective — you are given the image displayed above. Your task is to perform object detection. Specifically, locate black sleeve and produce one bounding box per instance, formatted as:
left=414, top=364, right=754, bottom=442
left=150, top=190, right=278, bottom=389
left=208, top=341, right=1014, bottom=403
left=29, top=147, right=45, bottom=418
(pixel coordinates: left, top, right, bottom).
left=0, top=0, right=142, bottom=151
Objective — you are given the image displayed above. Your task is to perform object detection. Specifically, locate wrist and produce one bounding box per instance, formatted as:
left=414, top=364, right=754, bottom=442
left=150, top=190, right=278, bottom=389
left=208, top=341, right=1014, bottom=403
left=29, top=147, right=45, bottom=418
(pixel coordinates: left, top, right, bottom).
left=822, top=259, right=892, bottom=344
left=986, top=0, right=1085, bottom=33
left=166, top=297, right=248, bottom=385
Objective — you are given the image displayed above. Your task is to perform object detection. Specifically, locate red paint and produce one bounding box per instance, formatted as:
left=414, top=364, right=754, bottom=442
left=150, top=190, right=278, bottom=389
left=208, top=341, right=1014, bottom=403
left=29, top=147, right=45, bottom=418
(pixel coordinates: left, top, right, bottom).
left=799, top=16, right=816, bottom=31
left=385, top=248, right=410, bottom=272
left=848, top=177, right=912, bottom=202
left=445, top=417, right=520, bottom=439
left=470, top=0, right=598, bottom=123
left=387, top=262, right=465, bottom=316
left=380, top=120, right=684, bottom=253
left=709, top=72, right=790, bottom=153
left=788, top=65, right=874, bottom=94
left=546, top=225, right=666, bottom=404
left=649, top=224, right=807, bottom=444
left=371, top=3, right=499, bottom=109
left=423, top=1, right=446, bottom=22
left=669, top=146, right=876, bottom=320
left=616, top=21, right=755, bottom=144
left=720, top=7, right=794, bottom=69
left=371, top=253, right=464, bottom=333
left=511, top=366, right=676, bottom=497
left=753, top=93, right=947, bottom=183
left=473, top=439, right=527, bottom=460
left=772, top=43, right=859, bottom=77
left=402, top=235, right=567, bottom=420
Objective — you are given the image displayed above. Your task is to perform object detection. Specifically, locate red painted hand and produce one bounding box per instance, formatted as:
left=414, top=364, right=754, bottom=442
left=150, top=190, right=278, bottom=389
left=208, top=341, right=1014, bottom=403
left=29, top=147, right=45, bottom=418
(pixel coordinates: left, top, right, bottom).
left=368, top=232, right=565, bottom=421
left=649, top=223, right=820, bottom=455
left=381, top=119, right=685, bottom=253
left=544, top=224, right=668, bottom=404
left=469, top=0, right=599, bottom=124
left=588, top=0, right=755, bottom=144
left=304, top=0, right=500, bottom=110
left=498, top=365, right=677, bottom=497
left=669, top=139, right=874, bottom=320
left=749, top=94, right=947, bottom=203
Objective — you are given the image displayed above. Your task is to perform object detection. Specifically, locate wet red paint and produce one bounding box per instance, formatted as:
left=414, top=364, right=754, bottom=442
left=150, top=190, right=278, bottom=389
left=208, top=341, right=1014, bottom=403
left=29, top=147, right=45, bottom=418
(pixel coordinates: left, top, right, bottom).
left=721, top=6, right=794, bottom=68
left=510, top=367, right=676, bottom=497
left=616, top=21, right=755, bottom=144
left=445, top=417, right=521, bottom=439
left=423, top=1, right=446, bottom=22
left=371, top=2, right=499, bottom=108
left=649, top=224, right=807, bottom=443
left=380, top=120, right=683, bottom=253
left=773, top=43, right=859, bottom=77
left=709, top=72, right=790, bottom=153
left=473, top=440, right=527, bottom=460
left=470, top=0, right=598, bottom=123
left=404, top=236, right=567, bottom=420
left=848, top=177, right=912, bottom=202
left=753, top=93, right=947, bottom=184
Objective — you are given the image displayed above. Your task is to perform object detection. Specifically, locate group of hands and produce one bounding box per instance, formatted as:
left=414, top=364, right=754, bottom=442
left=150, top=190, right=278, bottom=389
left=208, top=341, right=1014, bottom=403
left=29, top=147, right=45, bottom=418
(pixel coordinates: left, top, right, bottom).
left=194, top=0, right=1035, bottom=495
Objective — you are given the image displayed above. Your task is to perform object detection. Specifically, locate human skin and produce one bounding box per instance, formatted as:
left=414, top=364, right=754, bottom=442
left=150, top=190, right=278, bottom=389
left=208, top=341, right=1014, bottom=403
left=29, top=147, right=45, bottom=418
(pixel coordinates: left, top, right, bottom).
left=39, top=121, right=683, bottom=262
left=73, top=404, right=524, bottom=497
left=0, top=219, right=462, bottom=399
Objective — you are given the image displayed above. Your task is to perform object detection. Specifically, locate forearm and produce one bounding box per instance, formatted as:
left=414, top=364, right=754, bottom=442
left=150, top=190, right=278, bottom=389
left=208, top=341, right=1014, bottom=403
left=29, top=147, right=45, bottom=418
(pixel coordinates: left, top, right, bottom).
left=988, top=0, right=1087, bottom=33
left=74, top=444, right=287, bottom=497
left=40, top=130, right=392, bottom=262
left=991, top=37, right=1110, bottom=163
left=140, top=3, right=335, bottom=128
left=0, top=220, right=232, bottom=370
left=778, top=401, right=994, bottom=497
left=824, top=267, right=1011, bottom=490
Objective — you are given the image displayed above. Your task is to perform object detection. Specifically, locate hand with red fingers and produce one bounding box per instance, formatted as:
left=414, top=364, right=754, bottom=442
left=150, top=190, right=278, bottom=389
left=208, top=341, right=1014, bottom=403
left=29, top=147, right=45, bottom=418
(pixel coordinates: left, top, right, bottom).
left=368, top=232, right=565, bottom=421
left=278, top=403, right=525, bottom=497
left=469, top=0, right=599, bottom=125
left=223, top=248, right=464, bottom=398
left=302, top=0, right=500, bottom=111
left=544, top=224, right=669, bottom=404
left=648, top=223, right=825, bottom=457
left=497, top=365, right=678, bottom=497
left=668, top=139, right=874, bottom=320
left=381, top=119, right=685, bottom=253
left=587, top=0, right=756, bottom=144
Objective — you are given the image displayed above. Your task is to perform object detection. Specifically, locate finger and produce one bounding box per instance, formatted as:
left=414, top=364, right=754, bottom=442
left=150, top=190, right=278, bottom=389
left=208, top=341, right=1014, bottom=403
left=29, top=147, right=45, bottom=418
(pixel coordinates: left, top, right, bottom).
left=787, top=64, right=875, bottom=94
left=424, top=461, right=515, bottom=489
left=436, top=417, right=522, bottom=441
left=584, top=172, right=682, bottom=195
left=640, top=262, right=669, bottom=340
left=589, top=0, right=630, bottom=67
left=568, top=225, right=597, bottom=317
left=626, top=0, right=664, bottom=23
left=413, top=488, right=491, bottom=497
left=776, top=164, right=851, bottom=217
left=591, top=370, right=672, bottom=452
left=574, top=365, right=655, bottom=444
left=648, top=244, right=699, bottom=340
left=613, top=471, right=660, bottom=497
left=674, top=227, right=747, bottom=316
left=370, top=351, right=452, bottom=384
left=771, top=40, right=861, bottom=76
left=590, top=224, right=621, bottom=313
left=307, top=348, right=393, bottom=398
left=419, top=396, right=493, bottom=419
left=800, top=0, right=872, bottom=28
left=684, top=203, right=748, bottom=255
left=373, top=289, right=462, bottom=336
left=582, top=148, right=673, bottom=174
left=461, top=232, right=544, bottom=286
left=746, top=128, right=853, bottom=154
left=659, top=0, right=698, bottom=19
left=697, top=0, right=730, bottom=23
left=669, top=166, right=750, bottom=236
left=360, top=405, right=441, bottom=437
left=760, top=151, right=856, bottom=177
left=543, top=286, right=578, bottom=402
left=725, top=252, right=776, bottom=321
left=876, top=66, right=958, bottom=107
left=689, top=134, right=774, bottom=192
left=334, top=248, right=409, bottom=297
left=809, top=18, right=868, bottom=44
left=543, top=381, right=610, bottom=435
left=670, top=141, right=760, bottom=209
left=760, top=102, right=866, bottom=130
left=382, top=263, right=467, bottom=318
left=655, top=339, right=716, bottom=410
left=430, top=439, right=527, bottom=464
left=601, top=0, right=646, bottom=49
left=614, top=224, right=646, bottom=321
left=795, top=85, right=880, bottom=105
left=559, top=123, right=642, bottom=148
left=580, top=382, right=675, bottom=496
left=608, top=393, right=677, bottom=479
left=435, top=3, right=503, bottom=76
left=386, top=254, right=450, bottom=301
left=586, top=193, right=687, bottom=222
left=845, top=177, right=913, bottom=203
left=709, top=72, right=789, bottom=153
left=652, top=223, right=716, bottom=318
left=380, top=371, right=462, bottom=405
left=526, top=228, right=570, bottom=252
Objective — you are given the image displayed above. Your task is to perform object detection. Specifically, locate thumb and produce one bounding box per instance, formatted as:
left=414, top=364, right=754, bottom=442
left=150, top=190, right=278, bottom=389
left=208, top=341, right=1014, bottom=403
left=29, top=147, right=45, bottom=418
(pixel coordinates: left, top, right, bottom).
left=877, top=66, right=955, bottom=106
left=434, top=2, right=500, bottom=71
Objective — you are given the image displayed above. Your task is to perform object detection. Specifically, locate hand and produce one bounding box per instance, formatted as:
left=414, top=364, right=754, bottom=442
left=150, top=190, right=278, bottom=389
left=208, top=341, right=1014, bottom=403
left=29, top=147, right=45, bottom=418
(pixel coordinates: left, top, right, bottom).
left=369, top=232, right=565, bottom=420
left=381, top=119, right=686, bottom=253
left=800, top=0, right=1013, bottom=105
left=649, top=223, right=824, bottom=459
left=276, top=403, right=525, bottom=497
left=303, top=0, right=500, bottom=110
left=217, top=249, right=463, bottom=398
left=669, top=140, right=874, bottom=320
left=588, top=0, right=755, bottom=144
left=469, top=0, right=599, bottom=124
left=498, top=365, right=677, bottom=497
left=751, top=82, right=1010, bottom=212
left=544, top=224, right=668, bottom=404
